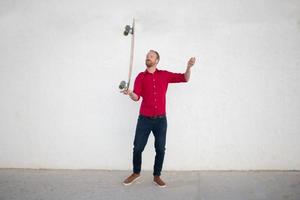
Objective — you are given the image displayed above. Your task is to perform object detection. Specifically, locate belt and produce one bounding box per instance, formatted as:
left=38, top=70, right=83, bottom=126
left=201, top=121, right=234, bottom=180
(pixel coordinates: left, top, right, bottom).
left=140, top=114, right=166, bottom=119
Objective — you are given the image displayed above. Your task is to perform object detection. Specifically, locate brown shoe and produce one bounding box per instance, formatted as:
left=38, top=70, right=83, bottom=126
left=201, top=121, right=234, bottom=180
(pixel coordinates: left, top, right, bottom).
left=153, top=175, right=167, bottom=188
left=123, top=173, right=140, bottom=186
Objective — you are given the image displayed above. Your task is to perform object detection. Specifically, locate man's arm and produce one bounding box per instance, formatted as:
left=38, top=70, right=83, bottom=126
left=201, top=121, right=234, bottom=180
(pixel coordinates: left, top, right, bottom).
left=184, top=67, right=191, bottom=82
left=122, top=89, right=139, bottom=101
left=184, top=57, right=196, bottom=82
left=121, top=72, right=142, bottom=101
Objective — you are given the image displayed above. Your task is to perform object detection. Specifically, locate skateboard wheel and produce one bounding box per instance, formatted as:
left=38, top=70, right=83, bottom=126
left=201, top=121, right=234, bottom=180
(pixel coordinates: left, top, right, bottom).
left=123, top=25, right=132, bottom=36
left=119, top=80, right=127, bottom=90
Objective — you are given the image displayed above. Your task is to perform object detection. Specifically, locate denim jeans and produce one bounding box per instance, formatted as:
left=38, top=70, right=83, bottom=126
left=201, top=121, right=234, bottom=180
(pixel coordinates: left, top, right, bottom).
left=132, top=115, right=167, bottom=176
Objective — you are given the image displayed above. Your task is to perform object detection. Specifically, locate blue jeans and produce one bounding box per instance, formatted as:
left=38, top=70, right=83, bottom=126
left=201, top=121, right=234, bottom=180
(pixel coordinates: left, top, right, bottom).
left=133, top=115, right=167, bottom=176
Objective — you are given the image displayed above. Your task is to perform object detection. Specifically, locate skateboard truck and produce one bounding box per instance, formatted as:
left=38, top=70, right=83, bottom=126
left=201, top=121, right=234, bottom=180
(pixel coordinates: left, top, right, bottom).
left=119, top=80, right=128, bottom=90
left=123, top=25, right=134, bottom=36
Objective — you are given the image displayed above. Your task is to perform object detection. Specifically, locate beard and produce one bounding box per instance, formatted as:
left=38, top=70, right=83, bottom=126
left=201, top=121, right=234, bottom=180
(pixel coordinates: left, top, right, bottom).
left=146, top=60, right=155, bottom=68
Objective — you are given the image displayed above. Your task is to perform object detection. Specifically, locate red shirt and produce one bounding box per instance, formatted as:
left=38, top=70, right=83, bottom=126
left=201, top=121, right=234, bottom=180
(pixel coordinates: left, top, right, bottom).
left=133, top=68, right=187, bottom=117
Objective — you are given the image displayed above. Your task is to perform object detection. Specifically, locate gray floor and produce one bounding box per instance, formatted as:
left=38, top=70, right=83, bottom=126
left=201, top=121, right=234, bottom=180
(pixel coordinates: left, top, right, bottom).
left=0, top=169, right=299, bottom=200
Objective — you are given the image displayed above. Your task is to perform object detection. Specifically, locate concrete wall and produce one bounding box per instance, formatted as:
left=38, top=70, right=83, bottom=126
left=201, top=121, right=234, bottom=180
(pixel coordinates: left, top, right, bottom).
left=0, top=0, right=299, bottom=170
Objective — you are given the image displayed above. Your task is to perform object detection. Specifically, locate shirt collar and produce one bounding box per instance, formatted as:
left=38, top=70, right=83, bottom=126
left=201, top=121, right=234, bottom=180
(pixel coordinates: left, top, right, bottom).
left=144, top=68, right=160, bottom=74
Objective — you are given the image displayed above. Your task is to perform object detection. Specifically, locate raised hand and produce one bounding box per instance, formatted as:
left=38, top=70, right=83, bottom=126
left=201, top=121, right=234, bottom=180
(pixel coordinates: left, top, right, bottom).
left=187, top=57, right=196, bottom=68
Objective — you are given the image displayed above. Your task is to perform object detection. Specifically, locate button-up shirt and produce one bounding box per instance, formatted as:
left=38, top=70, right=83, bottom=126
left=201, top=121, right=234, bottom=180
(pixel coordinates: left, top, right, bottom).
left=133, top=68, right=187, bottom=117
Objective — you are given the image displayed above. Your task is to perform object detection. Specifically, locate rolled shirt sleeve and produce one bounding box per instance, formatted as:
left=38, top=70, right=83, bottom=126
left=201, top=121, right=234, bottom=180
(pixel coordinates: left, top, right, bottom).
left=133, top=72, right=143, bottom=100
left=167, top=71, right=187, bottom=83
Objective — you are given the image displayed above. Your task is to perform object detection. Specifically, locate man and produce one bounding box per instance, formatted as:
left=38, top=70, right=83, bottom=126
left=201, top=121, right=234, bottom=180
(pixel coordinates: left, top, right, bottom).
left=122, top=50, right=196, bottom=187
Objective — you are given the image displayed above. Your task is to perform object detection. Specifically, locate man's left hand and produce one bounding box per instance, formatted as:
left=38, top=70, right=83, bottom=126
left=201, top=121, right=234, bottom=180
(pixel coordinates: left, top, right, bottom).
left=187, top=57, right=196, bottom=68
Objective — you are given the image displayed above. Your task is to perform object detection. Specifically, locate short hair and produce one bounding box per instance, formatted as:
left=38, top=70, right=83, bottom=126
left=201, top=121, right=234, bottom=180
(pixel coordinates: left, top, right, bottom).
left=149, top=50, right=160, bottom=62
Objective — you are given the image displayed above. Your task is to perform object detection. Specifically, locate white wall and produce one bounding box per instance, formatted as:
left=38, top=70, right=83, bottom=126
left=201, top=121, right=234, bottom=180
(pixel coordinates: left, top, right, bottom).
left=0, top=0, right=299, bottom=170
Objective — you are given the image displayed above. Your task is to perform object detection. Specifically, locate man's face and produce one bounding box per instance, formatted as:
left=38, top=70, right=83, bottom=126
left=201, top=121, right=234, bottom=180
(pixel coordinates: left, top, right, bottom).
left=145, top=51, right=158, bottom=68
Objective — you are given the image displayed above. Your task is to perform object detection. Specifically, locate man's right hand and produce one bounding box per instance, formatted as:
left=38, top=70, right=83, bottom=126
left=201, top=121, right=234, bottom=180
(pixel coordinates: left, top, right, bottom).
left=121, top=89, right=132, bottom=95
left=121, top=89, right=139, bottom=101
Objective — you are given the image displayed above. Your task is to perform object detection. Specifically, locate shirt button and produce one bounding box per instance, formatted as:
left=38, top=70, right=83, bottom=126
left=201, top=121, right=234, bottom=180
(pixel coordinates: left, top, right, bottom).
left=153, top=85, right=156, bottom=88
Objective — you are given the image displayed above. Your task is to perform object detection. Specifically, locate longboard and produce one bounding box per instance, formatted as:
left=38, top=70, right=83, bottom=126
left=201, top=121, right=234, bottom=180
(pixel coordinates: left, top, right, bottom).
left=119, top=18, right=135, bottom=91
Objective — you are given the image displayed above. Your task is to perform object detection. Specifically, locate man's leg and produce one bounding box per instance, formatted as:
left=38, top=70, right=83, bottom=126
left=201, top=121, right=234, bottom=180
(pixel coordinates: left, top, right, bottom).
left=133, top=115, right=152, bottom=174
left=152, top=116, right=167, bottom=176
left=123, top=116, right=152, bottom=185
